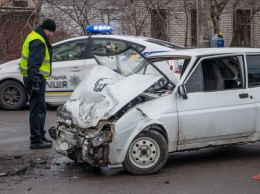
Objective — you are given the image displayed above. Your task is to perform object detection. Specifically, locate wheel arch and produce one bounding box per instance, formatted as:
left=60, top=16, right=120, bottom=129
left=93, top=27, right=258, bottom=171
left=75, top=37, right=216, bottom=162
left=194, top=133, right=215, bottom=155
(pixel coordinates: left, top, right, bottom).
left=142, top=124, right=168, bottom=144
left=109, top=120, right=169, bottom=165
left=0, top=77, right=25, bottom=87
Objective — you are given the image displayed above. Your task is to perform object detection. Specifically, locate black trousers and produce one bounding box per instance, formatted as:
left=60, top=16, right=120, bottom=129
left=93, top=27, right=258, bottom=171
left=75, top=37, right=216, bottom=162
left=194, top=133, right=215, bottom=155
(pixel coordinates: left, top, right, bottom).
left=23, top=77, right=47, bottom=144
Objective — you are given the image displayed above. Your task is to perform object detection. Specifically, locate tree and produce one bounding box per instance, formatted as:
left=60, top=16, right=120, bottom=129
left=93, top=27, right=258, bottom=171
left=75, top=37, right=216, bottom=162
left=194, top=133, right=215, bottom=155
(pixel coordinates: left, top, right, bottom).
left=210, top=0, right=229, bottom=34
left=45, top=0, right=112, bottom=36
left=197, top=0, right=211, bottom=48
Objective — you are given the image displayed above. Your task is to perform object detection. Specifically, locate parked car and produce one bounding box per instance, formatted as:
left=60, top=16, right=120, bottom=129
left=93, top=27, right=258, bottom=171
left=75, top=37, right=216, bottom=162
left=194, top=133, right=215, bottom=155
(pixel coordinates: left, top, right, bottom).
left=0, top=25, right=184, bottom=110
left=49, top=46, right=260, bottom=175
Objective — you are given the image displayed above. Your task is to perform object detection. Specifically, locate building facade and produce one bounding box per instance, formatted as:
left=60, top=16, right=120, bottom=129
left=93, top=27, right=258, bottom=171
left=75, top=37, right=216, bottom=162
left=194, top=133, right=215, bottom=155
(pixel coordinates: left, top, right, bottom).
left=1, top=0, right=260, bottom=63
left=0, top=0, right=34, bottom=63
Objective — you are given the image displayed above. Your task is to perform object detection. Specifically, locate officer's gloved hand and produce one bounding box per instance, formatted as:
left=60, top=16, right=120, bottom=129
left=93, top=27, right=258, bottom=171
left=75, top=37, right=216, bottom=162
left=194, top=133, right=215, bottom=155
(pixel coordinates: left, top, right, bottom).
left=32, top=82, right=40, bottom=92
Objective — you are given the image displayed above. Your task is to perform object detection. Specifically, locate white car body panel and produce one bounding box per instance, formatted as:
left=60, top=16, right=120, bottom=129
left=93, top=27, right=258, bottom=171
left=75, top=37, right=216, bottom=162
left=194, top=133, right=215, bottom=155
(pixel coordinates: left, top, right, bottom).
left=176, top=89, right=256, bottom=149
left=0, top=59, right=21, bottom=81
left=109, top=94, right=179, bottom=164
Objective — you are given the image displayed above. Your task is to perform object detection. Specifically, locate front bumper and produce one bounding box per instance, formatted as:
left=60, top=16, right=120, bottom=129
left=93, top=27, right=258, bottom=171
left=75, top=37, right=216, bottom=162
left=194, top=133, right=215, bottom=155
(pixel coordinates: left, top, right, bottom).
left=49, top=122, right=113, bottom=166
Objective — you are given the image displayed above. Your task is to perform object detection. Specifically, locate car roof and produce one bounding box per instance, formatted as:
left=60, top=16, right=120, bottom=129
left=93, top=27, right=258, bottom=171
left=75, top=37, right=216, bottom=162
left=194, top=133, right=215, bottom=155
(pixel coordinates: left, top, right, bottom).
left=52, top=34, right=184, bottom=49
left=147, top=47, right=260, bottom=58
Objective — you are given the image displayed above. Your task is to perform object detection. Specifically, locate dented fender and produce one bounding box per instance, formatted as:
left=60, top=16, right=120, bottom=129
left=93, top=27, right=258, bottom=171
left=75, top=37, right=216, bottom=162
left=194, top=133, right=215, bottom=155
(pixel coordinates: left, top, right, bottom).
left=108, top=98, right=179, bottom=164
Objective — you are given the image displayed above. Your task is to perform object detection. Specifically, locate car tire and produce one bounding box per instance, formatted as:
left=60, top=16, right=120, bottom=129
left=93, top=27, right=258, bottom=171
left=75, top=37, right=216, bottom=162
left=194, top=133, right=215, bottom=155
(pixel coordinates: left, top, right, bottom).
left=123, top=129, right=168, bottom=175
left=0, top=80, right=27, bottom=110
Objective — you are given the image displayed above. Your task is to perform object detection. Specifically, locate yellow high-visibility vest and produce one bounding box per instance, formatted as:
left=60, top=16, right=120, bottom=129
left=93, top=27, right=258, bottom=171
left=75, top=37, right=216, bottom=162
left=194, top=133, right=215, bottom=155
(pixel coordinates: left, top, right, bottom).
left=20, top=31, right=51, bottom=80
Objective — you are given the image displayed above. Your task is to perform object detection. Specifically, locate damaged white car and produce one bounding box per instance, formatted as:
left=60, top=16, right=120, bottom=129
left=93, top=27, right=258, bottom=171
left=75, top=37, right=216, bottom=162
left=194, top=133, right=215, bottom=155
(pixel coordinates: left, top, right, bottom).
left=49, top=47, right=260, bottom=175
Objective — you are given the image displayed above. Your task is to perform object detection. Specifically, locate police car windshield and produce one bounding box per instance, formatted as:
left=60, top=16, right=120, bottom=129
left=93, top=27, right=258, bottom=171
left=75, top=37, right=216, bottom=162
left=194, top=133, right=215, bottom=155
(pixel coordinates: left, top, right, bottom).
left=145, top=39, right=185, bottom=49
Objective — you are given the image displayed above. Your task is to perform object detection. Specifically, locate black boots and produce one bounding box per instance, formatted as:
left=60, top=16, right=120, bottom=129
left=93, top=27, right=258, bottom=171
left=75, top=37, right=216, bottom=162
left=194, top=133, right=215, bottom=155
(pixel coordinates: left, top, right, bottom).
left=30, top=141, right=52, bottom=149
left=42, top=137, right=53, bottom=144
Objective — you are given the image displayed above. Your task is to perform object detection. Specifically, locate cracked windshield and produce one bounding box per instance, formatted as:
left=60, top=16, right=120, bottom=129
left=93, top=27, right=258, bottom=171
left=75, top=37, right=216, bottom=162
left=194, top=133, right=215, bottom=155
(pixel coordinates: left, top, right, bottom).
left=93, top=47, right=167, bottom=79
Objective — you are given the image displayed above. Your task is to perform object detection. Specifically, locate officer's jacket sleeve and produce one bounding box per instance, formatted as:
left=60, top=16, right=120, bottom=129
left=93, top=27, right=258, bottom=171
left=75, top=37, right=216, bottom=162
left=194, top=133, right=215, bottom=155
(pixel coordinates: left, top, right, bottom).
left=27, top=39, right=45, bottom=83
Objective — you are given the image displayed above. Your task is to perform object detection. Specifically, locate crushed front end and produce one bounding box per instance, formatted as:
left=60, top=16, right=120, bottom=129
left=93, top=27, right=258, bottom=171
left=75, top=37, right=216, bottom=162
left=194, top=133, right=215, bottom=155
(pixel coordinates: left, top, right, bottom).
left=49, top=46, right=175, bottom=167
left=49, top=108, right=114, bottom=166
left=49, top=92, right=155, bottom=166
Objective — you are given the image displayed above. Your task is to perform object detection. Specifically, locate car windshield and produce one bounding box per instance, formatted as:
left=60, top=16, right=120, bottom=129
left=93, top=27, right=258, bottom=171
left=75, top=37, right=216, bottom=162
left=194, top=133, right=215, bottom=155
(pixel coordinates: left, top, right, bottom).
left=92, top=47, right=175, bottom=89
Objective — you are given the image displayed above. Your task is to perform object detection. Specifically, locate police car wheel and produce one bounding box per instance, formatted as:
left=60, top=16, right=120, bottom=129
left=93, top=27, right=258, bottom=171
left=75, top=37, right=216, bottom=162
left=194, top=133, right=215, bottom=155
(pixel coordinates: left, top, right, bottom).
left=123, top=129, right=168, bottom=175
left=0, top=80, right=27, bottom=110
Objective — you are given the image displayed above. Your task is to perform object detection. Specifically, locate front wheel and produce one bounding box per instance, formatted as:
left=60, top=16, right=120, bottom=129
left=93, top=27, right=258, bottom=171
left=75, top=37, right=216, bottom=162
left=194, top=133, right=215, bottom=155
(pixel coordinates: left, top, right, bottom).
left=123, top=130, right=168, bottom=175
left=0, top=80, right=27, bottom=110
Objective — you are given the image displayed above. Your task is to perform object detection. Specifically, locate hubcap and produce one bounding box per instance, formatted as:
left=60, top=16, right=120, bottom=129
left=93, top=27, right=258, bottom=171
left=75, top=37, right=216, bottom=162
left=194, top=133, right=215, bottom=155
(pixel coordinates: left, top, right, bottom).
left=128, top=137, right=160, bottom=169
left=2, top=86, right=20, bottom=105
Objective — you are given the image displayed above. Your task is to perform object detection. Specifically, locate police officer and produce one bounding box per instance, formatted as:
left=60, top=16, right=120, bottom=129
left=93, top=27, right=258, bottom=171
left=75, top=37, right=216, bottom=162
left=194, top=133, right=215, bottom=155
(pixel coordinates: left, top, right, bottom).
left=20, top=19, right=56, bottom=149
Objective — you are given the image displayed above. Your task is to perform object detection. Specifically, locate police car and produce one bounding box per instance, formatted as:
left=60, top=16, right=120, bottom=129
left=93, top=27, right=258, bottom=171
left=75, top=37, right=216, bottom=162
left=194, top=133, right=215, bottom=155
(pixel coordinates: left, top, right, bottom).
left=0, top=25, right=184, bottom=110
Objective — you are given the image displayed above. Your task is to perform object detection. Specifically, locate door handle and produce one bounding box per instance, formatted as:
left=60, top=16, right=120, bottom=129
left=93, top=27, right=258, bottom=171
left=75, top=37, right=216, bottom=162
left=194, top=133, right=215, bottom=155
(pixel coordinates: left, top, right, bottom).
left=239, top=93, right=249, bottom=98
left=70, top=67, right=81, bottom=72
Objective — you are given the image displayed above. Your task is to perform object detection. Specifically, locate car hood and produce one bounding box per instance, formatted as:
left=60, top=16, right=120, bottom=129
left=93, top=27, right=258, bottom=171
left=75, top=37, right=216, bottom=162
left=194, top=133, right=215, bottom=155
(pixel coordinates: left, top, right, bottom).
left=59, top=65, right=162, bottom=129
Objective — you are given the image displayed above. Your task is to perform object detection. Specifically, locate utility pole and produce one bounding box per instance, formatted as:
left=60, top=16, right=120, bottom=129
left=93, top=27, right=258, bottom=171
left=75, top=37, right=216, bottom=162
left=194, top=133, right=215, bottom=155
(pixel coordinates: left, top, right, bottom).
left=196, top=0, right=211, bottom=48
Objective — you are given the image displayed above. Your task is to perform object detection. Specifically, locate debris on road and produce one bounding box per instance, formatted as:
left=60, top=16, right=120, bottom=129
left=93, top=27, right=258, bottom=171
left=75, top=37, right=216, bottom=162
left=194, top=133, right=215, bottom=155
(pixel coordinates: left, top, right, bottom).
left=252, top=174, right=260, bottom=180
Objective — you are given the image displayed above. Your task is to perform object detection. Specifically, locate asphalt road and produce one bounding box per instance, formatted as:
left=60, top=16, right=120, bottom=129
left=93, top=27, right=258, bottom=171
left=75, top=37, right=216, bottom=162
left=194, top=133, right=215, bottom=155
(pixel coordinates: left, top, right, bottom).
left=1, top=106, right=260, bottom=194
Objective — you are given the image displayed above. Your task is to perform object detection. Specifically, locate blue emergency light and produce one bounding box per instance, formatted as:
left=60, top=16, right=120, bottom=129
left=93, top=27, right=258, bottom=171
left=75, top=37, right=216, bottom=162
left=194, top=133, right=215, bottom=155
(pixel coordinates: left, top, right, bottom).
left=85, top=25, right=113, bottom=34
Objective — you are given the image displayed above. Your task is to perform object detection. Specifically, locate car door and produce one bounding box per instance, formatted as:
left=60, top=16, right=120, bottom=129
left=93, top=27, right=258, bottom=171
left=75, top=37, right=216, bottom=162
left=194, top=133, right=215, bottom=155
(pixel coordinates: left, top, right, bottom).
left=246, top=54, right=260, bottom=138
left=176, top=54, right=256, bottom=150
left=46, top=39, right=88, bottom=103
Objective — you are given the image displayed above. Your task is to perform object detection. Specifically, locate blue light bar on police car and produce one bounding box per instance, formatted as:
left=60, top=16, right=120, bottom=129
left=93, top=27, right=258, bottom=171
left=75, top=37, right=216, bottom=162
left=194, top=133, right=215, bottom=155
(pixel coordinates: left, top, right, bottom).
left=85, top=25, right=113, bottom=34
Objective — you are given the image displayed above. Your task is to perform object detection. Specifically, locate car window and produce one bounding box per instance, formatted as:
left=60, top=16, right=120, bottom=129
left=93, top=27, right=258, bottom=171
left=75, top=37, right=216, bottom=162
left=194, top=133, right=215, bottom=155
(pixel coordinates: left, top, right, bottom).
left=186, top=56, right=243, bottom=93
left=91, top=39, right=145, bottom=55
left=53, top=40, right=86, bottom=62
left=246, top=55, right=260, bottom=87
left=91, top=39, right=127, bottom=54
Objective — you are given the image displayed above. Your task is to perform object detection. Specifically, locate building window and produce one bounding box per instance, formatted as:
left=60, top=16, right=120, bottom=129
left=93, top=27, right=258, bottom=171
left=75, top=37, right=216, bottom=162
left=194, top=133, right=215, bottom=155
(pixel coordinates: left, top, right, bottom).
left=12, top=0, right=28, bottom=7
left=234, top=9, right=251, bottom=47
left=151, top=9, right=168, bottom=41
left=190, top=9, right=197, bottom=46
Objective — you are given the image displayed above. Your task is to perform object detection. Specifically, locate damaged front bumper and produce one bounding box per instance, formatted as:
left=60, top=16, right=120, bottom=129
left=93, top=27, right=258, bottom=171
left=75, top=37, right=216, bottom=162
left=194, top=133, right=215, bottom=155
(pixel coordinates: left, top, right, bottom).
left=49, top=121, right=114, bottom=167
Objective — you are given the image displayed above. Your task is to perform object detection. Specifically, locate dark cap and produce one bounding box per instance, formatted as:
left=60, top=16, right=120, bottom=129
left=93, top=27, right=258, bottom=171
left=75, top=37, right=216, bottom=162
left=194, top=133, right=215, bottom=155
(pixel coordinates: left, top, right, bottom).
left=41, top=19, right=56, bottom=32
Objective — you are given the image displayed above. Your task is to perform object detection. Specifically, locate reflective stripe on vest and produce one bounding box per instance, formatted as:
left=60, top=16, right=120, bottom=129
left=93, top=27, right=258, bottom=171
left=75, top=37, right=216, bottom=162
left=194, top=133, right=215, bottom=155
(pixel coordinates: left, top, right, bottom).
left=19, top=31, right=51, bottom=80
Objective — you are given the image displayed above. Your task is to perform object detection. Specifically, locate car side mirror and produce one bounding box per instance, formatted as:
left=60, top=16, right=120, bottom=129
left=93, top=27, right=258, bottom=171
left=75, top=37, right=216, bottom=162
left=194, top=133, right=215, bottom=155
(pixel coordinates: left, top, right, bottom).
left=178, top=84, right=188, bottom=99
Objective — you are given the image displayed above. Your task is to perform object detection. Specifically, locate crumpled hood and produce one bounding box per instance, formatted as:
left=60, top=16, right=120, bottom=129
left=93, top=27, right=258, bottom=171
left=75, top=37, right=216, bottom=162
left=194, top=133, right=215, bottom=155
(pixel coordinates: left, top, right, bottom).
left=61, top=65, right=162, bottom=128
